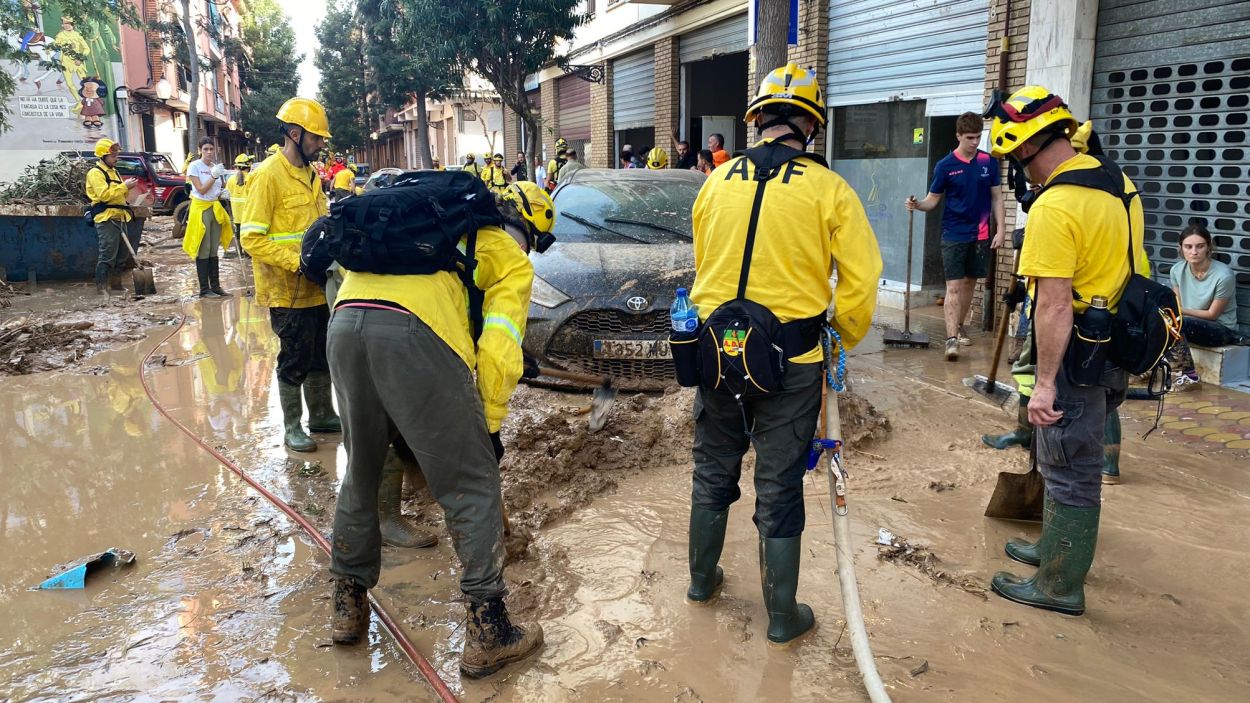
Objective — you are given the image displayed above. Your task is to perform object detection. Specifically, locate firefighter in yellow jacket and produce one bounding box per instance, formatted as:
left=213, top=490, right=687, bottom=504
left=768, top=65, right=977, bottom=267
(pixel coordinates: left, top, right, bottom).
left=240, top=97, right=339, bottom=453
left=685, top=63, right=882, bottom=646
left=85, top=138, right=138, bottom=295
left=326, top=180, right=548, bottom=679
left=481, top=152, right=509, bottom=194
left=225, top=153, right=253, bottom=249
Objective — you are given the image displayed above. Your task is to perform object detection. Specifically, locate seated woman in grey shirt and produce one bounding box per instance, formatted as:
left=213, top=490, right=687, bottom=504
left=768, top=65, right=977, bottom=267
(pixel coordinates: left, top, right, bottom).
left=1167, top=224, right=1247, bottom=384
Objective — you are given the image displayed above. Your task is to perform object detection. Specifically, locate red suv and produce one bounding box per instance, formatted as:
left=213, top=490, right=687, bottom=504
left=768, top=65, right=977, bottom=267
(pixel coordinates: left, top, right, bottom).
left=64, top=150, right=189, bottom=222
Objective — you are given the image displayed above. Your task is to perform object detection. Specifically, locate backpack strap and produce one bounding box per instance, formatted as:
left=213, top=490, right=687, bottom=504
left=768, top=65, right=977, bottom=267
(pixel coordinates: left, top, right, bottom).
left=736, top=142, right=828, bottom=298
left=1031, top=156, right=1140, bottom=277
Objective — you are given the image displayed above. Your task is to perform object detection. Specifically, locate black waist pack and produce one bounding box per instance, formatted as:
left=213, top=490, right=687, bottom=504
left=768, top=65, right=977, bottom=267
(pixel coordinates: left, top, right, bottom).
left=1025, top=156, right=1181, bottom=376
left=671, top=142, right=827, bottom=397
left=301, top=170, right=501, bottom=338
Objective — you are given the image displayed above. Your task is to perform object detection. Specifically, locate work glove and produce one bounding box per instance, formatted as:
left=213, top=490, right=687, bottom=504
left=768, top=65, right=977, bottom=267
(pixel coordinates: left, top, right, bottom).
left=1004, top=276, right=1028, bottom=312
left=210, top=163, right=226, bottom=178
left=489, top=432, right=505, bottom=463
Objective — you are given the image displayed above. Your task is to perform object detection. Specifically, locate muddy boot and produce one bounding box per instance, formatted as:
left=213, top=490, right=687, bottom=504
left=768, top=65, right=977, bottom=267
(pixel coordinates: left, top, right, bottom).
left=687, top=506, right=727, bottom=604
left=460, top=598, right=544, bottom=679
left=992, top=503, right=1100, bottom=616
left=206, top=257, right=232, bottom=297
left=107, top=271, right=126, bottom=293
left=1101, top=409, right=1122, bottom=485
left=95, top=262, right=110, bottom=296
left=378, top=457, right=436, bottom=548
left=331, top=577, right=368, bottom=644
left=759, top=536, right=816, bottom=646
left=195, top=258, right=211, bottom=297
left=982, top=395, right=1033, bottom=450
left=278, top=380, right=316, bottom=452
left=1005, top=491, right=1055, bottom=566
left=304, top=371, right=342, bottom=433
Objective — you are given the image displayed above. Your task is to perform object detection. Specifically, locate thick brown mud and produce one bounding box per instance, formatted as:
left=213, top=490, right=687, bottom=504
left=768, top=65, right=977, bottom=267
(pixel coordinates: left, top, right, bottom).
left=2, top=222, right=1248, bottom=701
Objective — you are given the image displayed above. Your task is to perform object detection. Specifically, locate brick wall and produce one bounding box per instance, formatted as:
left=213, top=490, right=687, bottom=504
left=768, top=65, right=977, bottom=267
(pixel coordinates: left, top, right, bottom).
left=503, top=103, right=519, bottom=160
left=590, top=63, right=614, bottom=168
left=654, top=37, right=680, bottom=157
left=970, top=0, right=1031, bottom=328
left=541, top=78, right=559, bottom=166
left=746, top=0, right=830, bottom=155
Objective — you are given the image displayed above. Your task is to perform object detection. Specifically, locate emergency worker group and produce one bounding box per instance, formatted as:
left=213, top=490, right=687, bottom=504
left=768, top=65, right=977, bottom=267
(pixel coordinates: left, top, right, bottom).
left=83, top=65, right=1153, bottom=676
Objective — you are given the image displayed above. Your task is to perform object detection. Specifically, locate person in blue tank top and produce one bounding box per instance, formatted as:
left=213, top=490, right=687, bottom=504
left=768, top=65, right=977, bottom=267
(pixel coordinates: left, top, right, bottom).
left=906, top=112, right=1005, bottom=360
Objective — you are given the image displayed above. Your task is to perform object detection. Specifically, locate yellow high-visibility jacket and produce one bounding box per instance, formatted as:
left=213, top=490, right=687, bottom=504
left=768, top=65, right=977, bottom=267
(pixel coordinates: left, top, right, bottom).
left=334, top=225, right=533, bottom=432
left=691, top=142, right=883, bottom=359
left=240, top=153, right=328, bottom=309
left=85, top=162, right=132, bottom=224
left=331, top=168, right=355, bottom=191
left=481, top=165, right=508, bottom=192
left=225, top=174, right=250, bottom=213
left=182, top=198, right=233, bottom=259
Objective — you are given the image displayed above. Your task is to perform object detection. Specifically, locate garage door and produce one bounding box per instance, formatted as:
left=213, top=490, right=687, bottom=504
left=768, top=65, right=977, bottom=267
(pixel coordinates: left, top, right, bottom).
left=613, top=49, right=655, bottom=130
left=1091, top=0, right=1250, bottom=327
left=558, top=75, right=592, bottom=141
left=826, top=0, right=989, bottom=108
left=680, top=14, right=748, bottom=64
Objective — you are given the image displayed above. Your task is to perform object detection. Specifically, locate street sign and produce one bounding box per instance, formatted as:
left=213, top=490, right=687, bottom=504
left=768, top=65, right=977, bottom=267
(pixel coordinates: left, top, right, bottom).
left=748, top=0, right=800, bottom=47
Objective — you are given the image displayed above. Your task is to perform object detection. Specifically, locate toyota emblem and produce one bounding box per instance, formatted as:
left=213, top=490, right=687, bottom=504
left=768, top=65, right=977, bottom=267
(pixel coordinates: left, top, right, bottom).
left=626, top=296, right=648, bottom=312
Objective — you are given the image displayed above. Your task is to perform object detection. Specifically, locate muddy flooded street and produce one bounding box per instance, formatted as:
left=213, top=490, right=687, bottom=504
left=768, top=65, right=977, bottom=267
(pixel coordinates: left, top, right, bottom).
left=3, top=223, right=1249, bottom=701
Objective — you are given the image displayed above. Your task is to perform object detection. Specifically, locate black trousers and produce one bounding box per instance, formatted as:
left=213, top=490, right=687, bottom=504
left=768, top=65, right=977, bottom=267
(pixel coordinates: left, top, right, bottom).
left=269, top=305, right=330, bottom=386
left=691, top=363, right=822, bottom=538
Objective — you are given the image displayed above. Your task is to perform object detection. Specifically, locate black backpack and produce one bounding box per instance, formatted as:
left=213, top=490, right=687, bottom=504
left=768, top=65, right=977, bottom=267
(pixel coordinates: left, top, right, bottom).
left=300, top=170, right=502, bottom=339
left=1028, top=156, right=1182, bottom=375
left=672, top=142, right=825, bottom=398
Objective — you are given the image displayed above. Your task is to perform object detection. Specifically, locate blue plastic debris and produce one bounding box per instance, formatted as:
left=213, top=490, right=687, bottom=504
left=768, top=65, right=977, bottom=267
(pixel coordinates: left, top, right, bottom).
left=37, top=548, right=136, bottom=590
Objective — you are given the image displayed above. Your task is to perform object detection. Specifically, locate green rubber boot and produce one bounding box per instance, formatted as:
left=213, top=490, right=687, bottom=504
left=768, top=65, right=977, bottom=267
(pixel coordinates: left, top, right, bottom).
left=982, top=395, right=1033, bottom=450
left=378, top=454, right=437, bottom=548
left=278, top=380, right=316, bottom=452
left=304, top=371, right=342, bottom=433
left=759, top=536, right=816, bottom=646
left=991, top=503, right=1100, bottom=616
left=686, top=507, right=728, bottom=604
left=1004, top=492, right=1055, bottom=566
left=1101, top=409, right=1122, bottom=485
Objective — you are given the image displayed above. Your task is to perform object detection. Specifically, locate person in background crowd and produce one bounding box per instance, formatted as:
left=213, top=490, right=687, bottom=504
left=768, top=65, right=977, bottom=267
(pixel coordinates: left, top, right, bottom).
left=674, top=139, right=697, bottom=170
left=696, top=149, right=715, bottom=175
left=183, top=137, right=233, bottom=298
left=707, top=133, right=729, bottom=167
left=85, top=137, right=138, bottom=295
left=534, top=156, right=547, bottom=188
left=463, top=153, right=482, bottom=177
left=558, top=149, right=584, bottom=183
left=1167, top=223, right=1249, bottom=386
left=511, top=151, right=528, bottom=182
left=431, top=156, right=444, bottom=171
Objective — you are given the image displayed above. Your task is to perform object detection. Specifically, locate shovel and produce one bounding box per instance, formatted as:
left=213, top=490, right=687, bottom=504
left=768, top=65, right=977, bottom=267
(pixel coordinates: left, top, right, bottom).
left=984, top=435, right=1044, bottom=522
left=119, top=230, right=156, bottom=296
left=964, top=245, right=1020, bottom=405
left=883, top=207, right=930, bottom=348
left=536, top=366, right=618, bottom=432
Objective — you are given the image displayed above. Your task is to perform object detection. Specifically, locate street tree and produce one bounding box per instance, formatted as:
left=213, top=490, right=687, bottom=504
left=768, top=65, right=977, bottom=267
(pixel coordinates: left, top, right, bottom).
left=753, top=0, right=790, bottom=80
left=400, top=0, right=584, bottom=170
left=0, top=0, right=140, bottom=134
left=358, top=0, right=458, bottom=169
left=233, top=0, right=302, bottom=149
left=314, top=0, right=372, bottom=154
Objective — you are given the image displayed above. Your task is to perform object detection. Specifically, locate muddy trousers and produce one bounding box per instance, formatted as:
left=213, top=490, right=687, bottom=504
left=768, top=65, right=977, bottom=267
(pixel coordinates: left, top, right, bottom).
left=94, top=220, right=128, bottom=288
left=268, top=305, right=330, bottom=387
left=1037, top=363, right=1127, bottom=508
left=327, top=307, right=505, bottom=598
left=691, top=363, right=822, bottom=538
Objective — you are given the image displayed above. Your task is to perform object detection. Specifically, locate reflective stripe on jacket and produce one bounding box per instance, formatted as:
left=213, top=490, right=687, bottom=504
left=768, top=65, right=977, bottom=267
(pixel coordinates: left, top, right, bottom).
left=240, top=153, right=328, bottom=309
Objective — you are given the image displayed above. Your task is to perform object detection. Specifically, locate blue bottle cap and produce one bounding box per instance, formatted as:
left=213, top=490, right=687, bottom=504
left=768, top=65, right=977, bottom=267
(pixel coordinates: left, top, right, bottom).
left=676, top=287, right=687, bottom=296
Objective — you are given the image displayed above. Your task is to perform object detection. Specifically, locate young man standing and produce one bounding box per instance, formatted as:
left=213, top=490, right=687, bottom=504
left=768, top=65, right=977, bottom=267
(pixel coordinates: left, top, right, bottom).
left=707, top=133, right=729, bottom=167
left=510, top=151, right=528, bottom=182
left=905, top=112, right=1005, bottom=360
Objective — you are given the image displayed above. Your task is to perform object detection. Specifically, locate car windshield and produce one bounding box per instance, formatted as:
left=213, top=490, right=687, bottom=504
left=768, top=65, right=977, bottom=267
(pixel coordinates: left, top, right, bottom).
left=554, top=178, right=698, bottom=244
left=114, top=158, right=146, bottom=178
left=148, top=154, right=178, bottom=175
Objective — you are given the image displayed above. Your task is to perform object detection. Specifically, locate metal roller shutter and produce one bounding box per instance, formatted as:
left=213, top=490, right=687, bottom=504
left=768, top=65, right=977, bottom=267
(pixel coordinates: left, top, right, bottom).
left=1091, top=0, right=1250, bottom=328
left=613, top=49, right=655, bottom=130
left=679, top=14, right=748, bottom=64
left=826, top=0, right=989, bottom=107
left=558, top=75, right=592, bottom=141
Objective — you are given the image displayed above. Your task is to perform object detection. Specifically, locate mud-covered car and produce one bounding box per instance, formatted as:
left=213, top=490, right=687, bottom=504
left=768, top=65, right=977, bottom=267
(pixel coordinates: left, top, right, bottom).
left=525, top=168, right=701, bottom=391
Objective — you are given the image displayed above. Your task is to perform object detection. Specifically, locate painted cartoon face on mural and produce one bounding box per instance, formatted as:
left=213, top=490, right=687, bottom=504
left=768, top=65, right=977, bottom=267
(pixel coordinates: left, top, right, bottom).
left=78, top=76, right=106, bottom=129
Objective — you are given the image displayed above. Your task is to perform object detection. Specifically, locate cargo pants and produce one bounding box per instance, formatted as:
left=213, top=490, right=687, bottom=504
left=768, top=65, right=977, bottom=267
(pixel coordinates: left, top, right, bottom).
left=326, top=306, right=506, bottom=600
left=691, top=362, right=822, bottom=538
left=1038, top=362, right=1127, bottom=507
left=94, top=220, right=128, bottom=287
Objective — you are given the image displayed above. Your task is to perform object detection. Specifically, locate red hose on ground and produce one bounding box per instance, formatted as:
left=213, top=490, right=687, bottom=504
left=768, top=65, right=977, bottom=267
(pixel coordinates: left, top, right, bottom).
left=138, top=308, right=460, bottom=703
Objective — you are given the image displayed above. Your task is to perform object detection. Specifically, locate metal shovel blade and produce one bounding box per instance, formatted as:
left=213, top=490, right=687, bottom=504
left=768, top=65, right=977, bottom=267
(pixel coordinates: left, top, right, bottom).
left=587, top=383, right=618, bottom=433
left=882, top=328, right=931, bottom=348
left=132, top=268, right=156, bottom=296
left=964, top=374, right=1016, bottom=406
left=984, top=466, right=1045, bottom=522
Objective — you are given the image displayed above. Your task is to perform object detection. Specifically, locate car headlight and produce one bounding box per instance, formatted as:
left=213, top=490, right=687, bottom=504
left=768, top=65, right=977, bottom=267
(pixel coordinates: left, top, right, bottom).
left=531, top=275, right=571, bottom=309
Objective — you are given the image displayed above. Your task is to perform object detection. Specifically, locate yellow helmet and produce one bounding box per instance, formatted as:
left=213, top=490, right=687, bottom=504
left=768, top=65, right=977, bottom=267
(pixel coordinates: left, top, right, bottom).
left=555, top=137, right=568, bottom=150
left=745, top=62, right=826, bottom=126
left=266, top=143, right=280, bottom=155
left=645, top=147, right=669, bottom=169
left=234, top=153, right=254, bottom=167
left=275, top=97, right=332, bottom=138
left=502, top=181, right=555, bottom=234
left=987, top=86, right=1078, bottom=158
left=93, top=138, right=118, bottom=158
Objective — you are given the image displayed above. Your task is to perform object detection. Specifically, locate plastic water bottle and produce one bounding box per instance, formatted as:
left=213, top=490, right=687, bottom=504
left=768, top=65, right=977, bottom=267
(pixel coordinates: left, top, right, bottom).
left=670, top=287, right=699, bottom=334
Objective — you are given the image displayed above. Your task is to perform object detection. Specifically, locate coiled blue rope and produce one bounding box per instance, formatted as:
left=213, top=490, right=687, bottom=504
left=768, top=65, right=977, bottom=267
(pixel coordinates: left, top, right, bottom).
left=821, top=325, right=847, bottom=392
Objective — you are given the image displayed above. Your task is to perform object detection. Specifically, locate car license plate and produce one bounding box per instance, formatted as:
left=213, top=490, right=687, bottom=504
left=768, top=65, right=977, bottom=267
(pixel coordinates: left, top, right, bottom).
left=593, top=339, right=672, bottom=360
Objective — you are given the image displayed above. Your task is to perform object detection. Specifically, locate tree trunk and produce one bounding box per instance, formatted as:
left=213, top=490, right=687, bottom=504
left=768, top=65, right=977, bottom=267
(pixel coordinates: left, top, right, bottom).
left=414, top=90, right=432, bottom=168
left=754, top=0, right=790, bottom=79
left=180, top=0, right=200, bottom=154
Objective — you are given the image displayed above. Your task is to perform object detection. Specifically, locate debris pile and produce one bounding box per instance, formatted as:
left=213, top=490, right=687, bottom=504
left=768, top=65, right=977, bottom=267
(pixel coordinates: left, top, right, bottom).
left=0, top=156, right=95, bottom=206
left=1, top=318, right=94, bottom=374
